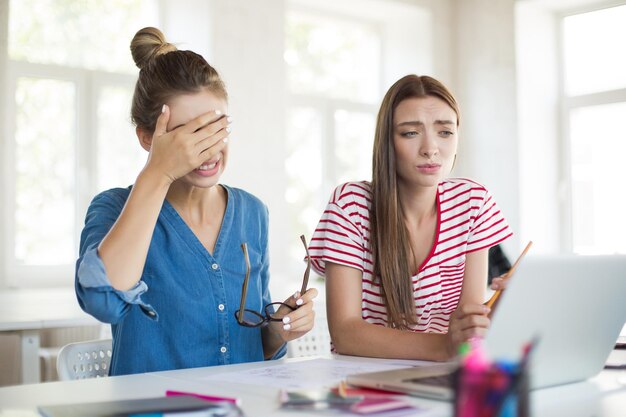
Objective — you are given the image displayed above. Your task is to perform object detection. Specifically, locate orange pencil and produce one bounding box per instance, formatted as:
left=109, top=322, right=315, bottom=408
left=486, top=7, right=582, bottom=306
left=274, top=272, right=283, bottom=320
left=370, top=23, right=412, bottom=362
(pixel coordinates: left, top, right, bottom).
left=485, top=241, right=533, bottom=309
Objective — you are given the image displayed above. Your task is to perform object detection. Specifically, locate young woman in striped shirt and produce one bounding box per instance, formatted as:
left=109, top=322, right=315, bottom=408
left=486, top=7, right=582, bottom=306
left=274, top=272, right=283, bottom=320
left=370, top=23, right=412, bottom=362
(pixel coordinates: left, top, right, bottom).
left=309, top=75, right=512, bottom=361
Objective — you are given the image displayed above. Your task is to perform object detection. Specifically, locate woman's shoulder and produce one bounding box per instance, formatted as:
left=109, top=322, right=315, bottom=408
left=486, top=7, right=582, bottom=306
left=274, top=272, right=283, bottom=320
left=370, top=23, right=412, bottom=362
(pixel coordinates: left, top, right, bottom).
left=222, top=185, right=267, bottom=213
left=90, top=186, right=132, bottom=208
left=441, top=177, right=490, bottom=196
left=329, top=181, right=372, bottom=205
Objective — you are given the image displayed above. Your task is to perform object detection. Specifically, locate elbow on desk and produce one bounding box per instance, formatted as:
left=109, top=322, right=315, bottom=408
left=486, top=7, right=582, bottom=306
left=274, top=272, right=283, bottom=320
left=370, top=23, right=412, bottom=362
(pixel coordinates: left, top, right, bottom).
left=327, top=321, right=367, bottom=356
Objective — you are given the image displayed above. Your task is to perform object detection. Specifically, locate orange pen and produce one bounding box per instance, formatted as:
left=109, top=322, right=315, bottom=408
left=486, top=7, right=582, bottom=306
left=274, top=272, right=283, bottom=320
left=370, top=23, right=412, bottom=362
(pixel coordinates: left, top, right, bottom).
left=485, top=241, right=533, bottom=311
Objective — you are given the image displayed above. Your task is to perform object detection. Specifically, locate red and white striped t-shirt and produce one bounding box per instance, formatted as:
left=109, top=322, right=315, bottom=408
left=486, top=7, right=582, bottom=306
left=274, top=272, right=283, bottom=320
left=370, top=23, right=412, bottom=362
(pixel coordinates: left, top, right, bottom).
left=309, top=178, right=512, bottom=334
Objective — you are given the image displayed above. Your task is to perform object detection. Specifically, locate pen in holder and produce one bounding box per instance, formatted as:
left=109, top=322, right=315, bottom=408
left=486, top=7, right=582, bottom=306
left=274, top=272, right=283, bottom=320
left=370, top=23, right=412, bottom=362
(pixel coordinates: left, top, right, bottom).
left=453, top=338, right=533, bottom=417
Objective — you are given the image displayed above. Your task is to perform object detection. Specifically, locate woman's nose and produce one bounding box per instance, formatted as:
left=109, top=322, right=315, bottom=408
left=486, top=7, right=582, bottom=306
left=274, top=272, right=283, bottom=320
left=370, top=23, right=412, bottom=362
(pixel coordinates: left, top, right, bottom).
left=419, top=134, right=438, bottom=158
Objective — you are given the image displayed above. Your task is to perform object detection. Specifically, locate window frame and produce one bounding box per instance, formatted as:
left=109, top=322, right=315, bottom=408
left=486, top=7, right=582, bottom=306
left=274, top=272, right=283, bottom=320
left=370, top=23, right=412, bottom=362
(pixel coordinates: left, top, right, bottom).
left=283, top=5, right=383, bottom=275
left=2, top=59, right=137, bottom=288
left=558, top=2, right=626, bottom=254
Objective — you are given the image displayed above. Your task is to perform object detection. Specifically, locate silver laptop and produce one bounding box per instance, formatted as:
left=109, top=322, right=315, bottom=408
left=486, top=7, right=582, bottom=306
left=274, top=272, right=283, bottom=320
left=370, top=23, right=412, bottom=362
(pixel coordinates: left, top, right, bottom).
left=347, top=255, right=626, bottom=400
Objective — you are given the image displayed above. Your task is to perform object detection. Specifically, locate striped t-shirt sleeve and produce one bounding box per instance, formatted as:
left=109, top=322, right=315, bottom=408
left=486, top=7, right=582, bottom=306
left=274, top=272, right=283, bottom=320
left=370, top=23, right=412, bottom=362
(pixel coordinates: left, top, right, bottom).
left=466, top=188, right=513, bottom=253
left=309, top=187, right=367, bottom=276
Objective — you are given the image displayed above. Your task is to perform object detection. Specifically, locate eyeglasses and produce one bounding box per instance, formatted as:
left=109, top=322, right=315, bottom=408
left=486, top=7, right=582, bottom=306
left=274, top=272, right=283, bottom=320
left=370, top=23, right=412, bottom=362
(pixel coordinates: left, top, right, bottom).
left=234, top=235, right=311, bottom=328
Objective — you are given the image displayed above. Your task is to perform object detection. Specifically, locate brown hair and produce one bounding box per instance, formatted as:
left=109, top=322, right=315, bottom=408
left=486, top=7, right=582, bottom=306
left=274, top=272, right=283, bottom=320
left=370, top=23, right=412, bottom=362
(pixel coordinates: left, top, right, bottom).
left=130, top=27, right=227, bottom=132
left=370, top=75, right=460, bottom=329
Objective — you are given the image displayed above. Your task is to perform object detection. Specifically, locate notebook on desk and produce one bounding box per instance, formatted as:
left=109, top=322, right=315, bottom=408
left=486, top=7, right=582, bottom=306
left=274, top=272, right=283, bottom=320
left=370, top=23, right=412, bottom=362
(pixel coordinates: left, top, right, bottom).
left=38, top=396, right=242, bottom=417
left=347, top=255, right=626, bottom=400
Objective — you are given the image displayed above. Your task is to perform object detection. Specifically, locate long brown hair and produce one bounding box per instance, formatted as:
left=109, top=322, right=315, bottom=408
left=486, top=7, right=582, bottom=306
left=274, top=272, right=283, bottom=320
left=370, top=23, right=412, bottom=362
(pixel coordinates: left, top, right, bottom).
left=370, top=75, right=460, bottom=329
left=129, top=27, right=227, bottom=132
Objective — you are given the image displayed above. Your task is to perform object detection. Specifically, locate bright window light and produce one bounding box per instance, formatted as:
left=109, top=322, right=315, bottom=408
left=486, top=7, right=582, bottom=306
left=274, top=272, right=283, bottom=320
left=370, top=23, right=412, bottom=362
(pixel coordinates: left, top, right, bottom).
left=14, top=78, right=76, bottom=265
left=563, top=5, right=626, bottom=96
left=9, top=0, right=159, bottom=73
left=285, top=11, right=381, bottom=103
left=570, top=102, right=626, bottom=254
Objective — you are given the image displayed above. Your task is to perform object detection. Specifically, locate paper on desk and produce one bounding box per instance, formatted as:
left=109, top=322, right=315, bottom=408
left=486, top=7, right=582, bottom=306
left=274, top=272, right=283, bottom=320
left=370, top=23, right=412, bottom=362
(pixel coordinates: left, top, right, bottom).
left=199, top=357, right=416, bottom=389
left=0, top=410, right=41, bottom=417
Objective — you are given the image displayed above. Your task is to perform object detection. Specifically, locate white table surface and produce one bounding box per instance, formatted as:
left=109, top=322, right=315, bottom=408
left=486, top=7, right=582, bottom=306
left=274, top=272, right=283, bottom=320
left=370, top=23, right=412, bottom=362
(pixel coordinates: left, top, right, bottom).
left=0, top=288, right=100, bottom=384
left=0, top=353, right=625, bottom=417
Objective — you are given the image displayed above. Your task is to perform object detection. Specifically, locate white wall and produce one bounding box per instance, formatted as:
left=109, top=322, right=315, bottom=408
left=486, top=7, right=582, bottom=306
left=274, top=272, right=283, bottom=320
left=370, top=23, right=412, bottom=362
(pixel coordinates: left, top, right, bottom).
left=516, top=2, right=562, bottom=254
left=161, top=0, right=213, bottom=60
left=451, top=0, right=521, bottom=255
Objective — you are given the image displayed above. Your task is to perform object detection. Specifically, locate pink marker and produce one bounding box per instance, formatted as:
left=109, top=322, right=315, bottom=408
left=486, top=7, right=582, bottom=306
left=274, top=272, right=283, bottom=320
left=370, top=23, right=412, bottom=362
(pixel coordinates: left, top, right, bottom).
left=166, top=389, right=241, bottom=406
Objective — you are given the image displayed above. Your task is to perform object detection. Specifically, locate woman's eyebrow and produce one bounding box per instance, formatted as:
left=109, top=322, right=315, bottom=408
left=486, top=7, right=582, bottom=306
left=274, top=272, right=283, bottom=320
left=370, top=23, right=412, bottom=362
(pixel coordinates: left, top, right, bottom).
left=395, top=119, right=455, bottom=127
left=396, top=120, right=424, bottom=127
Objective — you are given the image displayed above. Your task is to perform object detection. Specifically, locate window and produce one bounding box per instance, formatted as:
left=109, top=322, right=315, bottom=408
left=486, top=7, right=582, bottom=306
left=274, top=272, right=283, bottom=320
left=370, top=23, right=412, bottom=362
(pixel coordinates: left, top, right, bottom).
left=562, top=4, right=626, bottom=254
left=2, top=0, right=158, bottom=286
left=284, top=8, right=381, bottom=263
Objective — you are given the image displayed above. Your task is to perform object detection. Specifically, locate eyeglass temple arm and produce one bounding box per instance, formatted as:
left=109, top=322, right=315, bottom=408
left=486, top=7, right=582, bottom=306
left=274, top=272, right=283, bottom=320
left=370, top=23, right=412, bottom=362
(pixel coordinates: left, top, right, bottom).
left=300, top=235, right=311, bottom=295
left=237, top=243, right=251, bottom=324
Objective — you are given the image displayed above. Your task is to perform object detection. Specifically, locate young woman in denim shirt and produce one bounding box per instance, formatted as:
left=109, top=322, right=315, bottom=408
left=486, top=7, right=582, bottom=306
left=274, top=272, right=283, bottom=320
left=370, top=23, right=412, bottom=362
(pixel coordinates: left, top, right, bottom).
left=75, top=27, right=318, bottom=376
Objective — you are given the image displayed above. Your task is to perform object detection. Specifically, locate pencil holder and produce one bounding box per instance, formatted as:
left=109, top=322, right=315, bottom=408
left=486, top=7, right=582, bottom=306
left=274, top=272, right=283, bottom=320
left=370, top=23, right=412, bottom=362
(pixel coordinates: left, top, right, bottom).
left=453, top=359, right=529, bottom=417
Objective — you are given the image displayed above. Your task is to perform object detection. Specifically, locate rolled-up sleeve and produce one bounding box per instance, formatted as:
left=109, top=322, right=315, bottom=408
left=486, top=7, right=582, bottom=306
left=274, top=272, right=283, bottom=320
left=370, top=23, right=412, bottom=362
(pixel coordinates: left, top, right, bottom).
left=75, top=189, right=158, bottom=324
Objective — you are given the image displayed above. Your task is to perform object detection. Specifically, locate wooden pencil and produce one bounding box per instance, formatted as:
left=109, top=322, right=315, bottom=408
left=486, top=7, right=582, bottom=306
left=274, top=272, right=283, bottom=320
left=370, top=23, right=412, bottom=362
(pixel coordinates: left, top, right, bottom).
left=485, top=241, right=533, bottom=309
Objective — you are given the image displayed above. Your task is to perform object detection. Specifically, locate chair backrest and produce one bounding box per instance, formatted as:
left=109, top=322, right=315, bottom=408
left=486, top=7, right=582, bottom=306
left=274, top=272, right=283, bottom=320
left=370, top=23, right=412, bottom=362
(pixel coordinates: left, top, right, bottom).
left=287, top=311, right=332, bottom=358
left=56, top=338, right=112, bottom=381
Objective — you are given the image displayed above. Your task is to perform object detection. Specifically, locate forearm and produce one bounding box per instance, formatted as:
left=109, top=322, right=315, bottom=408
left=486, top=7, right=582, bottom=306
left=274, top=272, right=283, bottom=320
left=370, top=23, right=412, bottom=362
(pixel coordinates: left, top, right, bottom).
left=330, top=317, right=452, bottom=361
left=98, top=169, right=170, bottom=291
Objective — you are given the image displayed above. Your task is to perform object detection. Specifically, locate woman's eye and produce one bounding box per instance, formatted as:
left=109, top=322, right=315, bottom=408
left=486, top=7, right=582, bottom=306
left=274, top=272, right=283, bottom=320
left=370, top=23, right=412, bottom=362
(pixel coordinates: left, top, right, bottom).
left=400, top=131, right=418, bottom=138
left=439, top=130, right=454, bottom=138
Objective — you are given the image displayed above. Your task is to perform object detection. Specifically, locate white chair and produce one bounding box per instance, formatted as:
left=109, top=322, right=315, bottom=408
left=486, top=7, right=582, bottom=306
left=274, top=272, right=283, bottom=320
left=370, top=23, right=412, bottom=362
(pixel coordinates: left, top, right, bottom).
left=56, top=339, right=112, bottom=380
left=287, top=311, right=332, bottom=358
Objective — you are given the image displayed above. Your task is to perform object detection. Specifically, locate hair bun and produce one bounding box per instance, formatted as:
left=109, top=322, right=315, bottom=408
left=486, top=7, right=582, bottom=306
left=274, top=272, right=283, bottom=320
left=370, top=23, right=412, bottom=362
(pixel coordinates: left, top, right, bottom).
left=130, top=27, right=177, bottom=69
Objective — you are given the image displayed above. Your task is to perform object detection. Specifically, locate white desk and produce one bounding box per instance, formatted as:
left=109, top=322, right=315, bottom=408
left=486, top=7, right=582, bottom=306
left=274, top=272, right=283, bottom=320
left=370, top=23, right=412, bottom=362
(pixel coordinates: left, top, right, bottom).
left=0, top=288, right=100, bottom=384
left=0, top=354, right=625, bottom=417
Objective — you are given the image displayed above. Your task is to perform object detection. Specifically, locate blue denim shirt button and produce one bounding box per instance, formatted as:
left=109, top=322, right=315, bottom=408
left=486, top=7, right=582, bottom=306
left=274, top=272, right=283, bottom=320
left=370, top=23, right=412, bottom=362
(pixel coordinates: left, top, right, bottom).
left=220, top=346, right=227, bottom=353
left=218, top=304, right=225, bottom=311
left=211, top=263, right=219, bottom=270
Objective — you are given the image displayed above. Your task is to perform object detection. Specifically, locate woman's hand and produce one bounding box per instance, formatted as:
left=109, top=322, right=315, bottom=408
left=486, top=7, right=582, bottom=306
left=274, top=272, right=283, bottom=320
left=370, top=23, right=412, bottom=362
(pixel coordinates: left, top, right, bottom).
left=271, top=288, right=319, bottom=343
left=446, top=304, right=491, bottom=357
left=143, top=105, right=231, bottom=184
left=489, top=274, right=509, bottom=291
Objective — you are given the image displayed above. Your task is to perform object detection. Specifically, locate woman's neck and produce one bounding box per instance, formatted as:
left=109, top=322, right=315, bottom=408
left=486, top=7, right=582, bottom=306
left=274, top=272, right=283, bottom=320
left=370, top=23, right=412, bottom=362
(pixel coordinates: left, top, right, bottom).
left=166, top=182, right=225, bottom=226
left=397, top=182, right=438, bottom=226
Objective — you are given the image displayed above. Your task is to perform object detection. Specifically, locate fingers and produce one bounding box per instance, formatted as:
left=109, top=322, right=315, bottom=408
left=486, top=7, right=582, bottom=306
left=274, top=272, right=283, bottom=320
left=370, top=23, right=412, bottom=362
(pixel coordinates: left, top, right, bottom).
left=454, top=303, right=490, bottom=320
left=456, top=326, right=489, bottom=342
left=192, top=114, right=231, bottom=159
left=281, top=288, right=318, bottom=332
left=448, top=303, right=491, bottom=351
left=296, top=287, right=319, bottom=305
left=282, top=287, right=319, bottom=309
left=196, top=135, right=229, bottom=161
left=181, top=110, right=226, bottom=134
left=455, top=311, right=491, bottom=332
left=182, top=110, right=232, bottom=155
left=193, top=128, right=230, bottom=157
left=490, top=276, right=508, bottom=291
left=153, top=104, right=170, bottom=138
left=282, top=307, right=315, bottom=332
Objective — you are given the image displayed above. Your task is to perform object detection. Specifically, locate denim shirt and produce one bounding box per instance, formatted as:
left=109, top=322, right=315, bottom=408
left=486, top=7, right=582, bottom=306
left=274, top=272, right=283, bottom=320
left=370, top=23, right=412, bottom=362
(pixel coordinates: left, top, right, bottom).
left=75, top=185, right=286, bottom=376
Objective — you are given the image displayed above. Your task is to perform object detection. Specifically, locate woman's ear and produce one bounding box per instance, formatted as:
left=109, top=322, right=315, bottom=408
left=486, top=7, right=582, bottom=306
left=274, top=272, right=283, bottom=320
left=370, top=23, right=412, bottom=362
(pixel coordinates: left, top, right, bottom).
left=136, top=127, right=152, bottom=152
